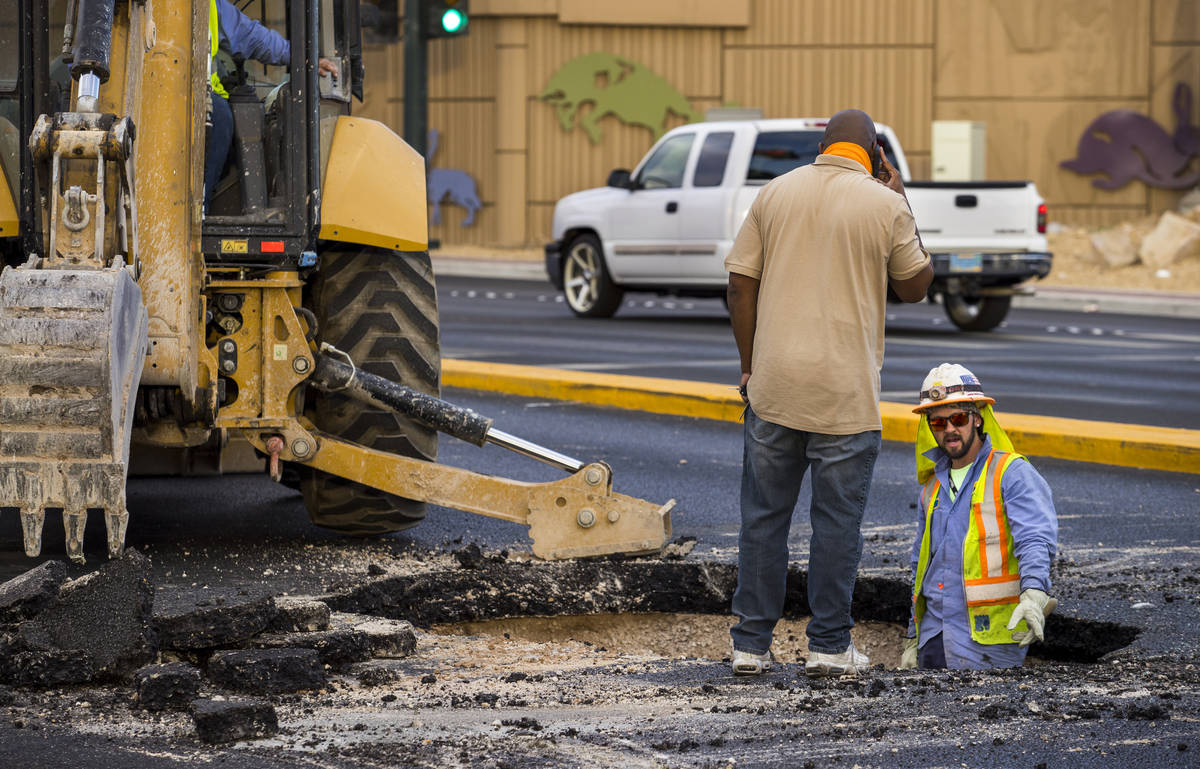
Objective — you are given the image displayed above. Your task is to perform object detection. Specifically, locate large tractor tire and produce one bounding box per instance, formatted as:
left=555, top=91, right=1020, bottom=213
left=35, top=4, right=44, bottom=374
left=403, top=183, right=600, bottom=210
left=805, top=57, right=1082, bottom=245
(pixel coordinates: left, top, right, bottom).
left=301, top=246, right=441, bottom=534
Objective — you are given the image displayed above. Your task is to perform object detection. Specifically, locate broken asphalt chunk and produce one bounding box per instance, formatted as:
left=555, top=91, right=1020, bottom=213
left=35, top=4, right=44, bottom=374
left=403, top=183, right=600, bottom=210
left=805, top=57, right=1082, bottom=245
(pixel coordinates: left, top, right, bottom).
left=191, top=697, right=278, bottom=743
left=252, top=629, right=373, bottom=667
left=13, top=550, right=155, bottom=681
left=154, top=591, right=274, bottom=650
left=0, top=560, right=67, bottom=624
left=134, top=662, right=202, bottom=711
left=207, top=648, right=327, bottom=694
left=268, top=597, right=331, bottom=633
left=331, top=612, right=417, bottom=658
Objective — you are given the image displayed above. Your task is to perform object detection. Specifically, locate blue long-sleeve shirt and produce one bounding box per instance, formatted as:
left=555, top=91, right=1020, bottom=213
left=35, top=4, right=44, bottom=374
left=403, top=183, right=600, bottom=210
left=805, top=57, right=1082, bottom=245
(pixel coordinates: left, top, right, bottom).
left=909, top=434, right=1058, bottom=669
left=216, top=0, right=290, bottom=67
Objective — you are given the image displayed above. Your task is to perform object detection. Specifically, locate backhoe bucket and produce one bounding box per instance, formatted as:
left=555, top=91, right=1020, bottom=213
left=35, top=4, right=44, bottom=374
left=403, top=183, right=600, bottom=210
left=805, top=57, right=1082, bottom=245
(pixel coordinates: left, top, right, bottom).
left=0, top=265, right=148, bottom=563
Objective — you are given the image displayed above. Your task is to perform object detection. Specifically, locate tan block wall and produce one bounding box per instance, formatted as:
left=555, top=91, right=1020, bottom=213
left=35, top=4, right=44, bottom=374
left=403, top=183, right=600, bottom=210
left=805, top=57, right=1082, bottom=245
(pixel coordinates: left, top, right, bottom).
left=358, top=0, right=1200, bottom=245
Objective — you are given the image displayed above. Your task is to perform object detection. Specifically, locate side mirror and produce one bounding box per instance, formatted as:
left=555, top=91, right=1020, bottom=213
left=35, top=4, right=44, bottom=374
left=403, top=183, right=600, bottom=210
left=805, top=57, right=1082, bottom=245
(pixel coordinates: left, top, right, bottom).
left=607, top=169, right=632, bottom=189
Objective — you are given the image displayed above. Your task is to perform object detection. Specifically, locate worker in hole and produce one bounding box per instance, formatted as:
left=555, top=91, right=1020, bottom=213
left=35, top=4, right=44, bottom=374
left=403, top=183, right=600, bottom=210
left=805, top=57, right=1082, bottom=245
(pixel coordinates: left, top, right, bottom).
left=901, top=363, right=1059, bottom=670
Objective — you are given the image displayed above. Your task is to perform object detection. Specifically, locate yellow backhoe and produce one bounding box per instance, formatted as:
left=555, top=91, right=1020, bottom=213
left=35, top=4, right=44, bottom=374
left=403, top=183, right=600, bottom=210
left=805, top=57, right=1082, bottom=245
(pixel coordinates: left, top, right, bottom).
left=0, top=0, right=672, bottom=563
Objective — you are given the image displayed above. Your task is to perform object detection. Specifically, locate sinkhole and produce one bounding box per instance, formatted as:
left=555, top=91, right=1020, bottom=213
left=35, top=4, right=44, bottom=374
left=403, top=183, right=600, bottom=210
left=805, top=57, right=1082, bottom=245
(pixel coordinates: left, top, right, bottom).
left=326, top=556, right=1138, bottom=667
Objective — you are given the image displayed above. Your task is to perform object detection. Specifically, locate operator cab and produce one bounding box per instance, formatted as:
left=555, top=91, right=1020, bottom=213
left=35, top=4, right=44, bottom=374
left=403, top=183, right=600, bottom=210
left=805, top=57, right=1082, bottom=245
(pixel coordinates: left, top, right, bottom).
left=201, top=0, right=365, bottom=267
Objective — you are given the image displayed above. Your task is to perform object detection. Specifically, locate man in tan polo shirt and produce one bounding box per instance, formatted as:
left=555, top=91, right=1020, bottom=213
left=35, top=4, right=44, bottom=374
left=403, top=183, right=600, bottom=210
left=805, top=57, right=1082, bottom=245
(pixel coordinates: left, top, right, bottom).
left=725, top=109, right=933, bottom=677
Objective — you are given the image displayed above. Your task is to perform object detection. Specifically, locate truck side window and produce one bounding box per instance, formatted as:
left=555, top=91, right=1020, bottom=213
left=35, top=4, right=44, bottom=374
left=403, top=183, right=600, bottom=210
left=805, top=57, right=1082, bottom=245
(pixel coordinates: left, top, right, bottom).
left=636, top=133, right=694, bottom=189
left=747, top=131, right=822, bottom=183
left=693, top=131, right=734, bottom=188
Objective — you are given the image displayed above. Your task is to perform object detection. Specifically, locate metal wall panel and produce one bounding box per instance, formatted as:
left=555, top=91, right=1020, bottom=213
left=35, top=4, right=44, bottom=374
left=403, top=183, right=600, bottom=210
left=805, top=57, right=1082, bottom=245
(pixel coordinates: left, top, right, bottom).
left=935, top=0, right=1150, bottom=99
left=723, top=48, right=934, bottom=153
left=1153, top=0, right=1200, bottom=43
left=524, top=18, right=723, bottom=98
left=935, top=99, right=1151, bottom=207
left=725, top=0, right=933, bottom=47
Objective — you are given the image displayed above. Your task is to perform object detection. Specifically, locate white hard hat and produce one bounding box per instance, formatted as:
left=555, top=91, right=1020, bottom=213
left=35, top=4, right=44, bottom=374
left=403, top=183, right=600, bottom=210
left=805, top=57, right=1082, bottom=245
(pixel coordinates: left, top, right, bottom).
left=913, top=363, right=995, bottom=413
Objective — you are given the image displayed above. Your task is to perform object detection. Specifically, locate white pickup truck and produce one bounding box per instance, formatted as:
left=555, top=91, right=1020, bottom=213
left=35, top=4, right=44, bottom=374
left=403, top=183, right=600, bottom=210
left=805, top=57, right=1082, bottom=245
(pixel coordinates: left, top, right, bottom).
left=544, top=119, right=1051, bottom=331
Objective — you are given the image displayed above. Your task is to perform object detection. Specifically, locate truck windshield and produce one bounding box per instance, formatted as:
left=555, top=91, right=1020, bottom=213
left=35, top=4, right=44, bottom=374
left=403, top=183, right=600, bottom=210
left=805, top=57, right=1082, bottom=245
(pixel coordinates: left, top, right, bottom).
left=746, top=131, right=822, bottom=183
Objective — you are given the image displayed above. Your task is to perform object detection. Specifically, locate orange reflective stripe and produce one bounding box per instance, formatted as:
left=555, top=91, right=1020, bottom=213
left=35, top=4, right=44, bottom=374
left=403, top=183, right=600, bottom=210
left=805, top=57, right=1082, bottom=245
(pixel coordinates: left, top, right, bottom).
left=966, top=573, right=1025, bottom=585
left=971, top=501, right=989, bottom=576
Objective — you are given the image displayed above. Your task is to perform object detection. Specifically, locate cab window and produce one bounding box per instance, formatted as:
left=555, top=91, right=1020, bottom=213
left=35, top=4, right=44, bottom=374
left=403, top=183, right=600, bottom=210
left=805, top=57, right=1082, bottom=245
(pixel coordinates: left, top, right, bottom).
left=746, top=131, right=822, bottom=183
left=693, top=131, right=734, bottom=188
left=636, top=133, right=694, bottom=190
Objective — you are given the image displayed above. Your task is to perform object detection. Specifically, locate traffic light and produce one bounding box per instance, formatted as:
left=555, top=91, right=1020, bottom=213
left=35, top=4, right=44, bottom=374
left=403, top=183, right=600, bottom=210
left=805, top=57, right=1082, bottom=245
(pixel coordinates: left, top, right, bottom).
left=425, top=0, right=469, bottom=39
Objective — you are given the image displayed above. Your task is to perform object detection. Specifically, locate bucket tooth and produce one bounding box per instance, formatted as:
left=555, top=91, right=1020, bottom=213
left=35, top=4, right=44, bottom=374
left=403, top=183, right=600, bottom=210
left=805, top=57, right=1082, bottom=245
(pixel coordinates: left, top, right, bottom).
left=105, top=509, right=128, bottom=559
left=20, top=509, right=45, bottom=557
left=64, top=509, right=87, bottom=564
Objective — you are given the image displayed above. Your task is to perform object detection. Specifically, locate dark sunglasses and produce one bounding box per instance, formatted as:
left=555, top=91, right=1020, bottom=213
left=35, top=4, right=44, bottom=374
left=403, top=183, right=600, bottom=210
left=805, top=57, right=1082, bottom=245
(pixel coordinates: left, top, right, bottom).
left=927, top=412, right=973, bottom=431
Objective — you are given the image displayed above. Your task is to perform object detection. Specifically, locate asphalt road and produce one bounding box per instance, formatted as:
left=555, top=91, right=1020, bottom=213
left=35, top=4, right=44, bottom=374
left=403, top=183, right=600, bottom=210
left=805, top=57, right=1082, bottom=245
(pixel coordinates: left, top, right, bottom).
left=437, top=276, right=1200, bottom=429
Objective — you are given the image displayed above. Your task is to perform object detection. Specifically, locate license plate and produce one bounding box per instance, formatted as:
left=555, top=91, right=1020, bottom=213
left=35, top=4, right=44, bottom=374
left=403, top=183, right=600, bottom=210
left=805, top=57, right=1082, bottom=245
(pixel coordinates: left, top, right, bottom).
left=949, top=253, right=983, bottom=273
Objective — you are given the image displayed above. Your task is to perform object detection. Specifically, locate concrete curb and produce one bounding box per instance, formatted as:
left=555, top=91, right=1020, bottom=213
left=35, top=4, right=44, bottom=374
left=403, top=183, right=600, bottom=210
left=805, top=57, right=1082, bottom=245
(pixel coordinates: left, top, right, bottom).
left=432, top=256, right=1200, bottom=319
left=444, top=359, right=1200, bottom=476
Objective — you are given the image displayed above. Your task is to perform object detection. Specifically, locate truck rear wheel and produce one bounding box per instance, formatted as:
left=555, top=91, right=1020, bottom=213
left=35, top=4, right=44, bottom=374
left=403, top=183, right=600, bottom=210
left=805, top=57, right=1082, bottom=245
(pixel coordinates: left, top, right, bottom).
left=301, top=246, right=441, bottom=535
left=562, top=233, right=624, bottom=318
left=943, top=293, right=1012, bottom=332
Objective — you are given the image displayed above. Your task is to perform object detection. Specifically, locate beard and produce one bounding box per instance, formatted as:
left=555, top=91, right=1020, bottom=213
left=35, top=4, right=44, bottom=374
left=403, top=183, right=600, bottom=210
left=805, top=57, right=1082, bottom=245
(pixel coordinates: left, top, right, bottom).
left=940, top=428, right=976, bottom=460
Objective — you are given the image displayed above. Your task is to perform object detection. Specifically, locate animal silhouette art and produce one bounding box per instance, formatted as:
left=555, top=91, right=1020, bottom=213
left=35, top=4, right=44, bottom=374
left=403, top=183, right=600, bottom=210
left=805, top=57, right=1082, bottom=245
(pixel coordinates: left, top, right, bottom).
left=426, top=130, right=481, bottom=227
left=1061, top=82, right=1200, bottom=190
left=539, top=52, right=700, bottom=144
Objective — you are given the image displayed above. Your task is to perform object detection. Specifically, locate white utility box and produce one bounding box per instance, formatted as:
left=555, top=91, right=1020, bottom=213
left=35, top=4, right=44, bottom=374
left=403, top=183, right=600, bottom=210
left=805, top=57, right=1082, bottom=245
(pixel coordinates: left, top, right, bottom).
left=932, top=121, right=986, bottom=181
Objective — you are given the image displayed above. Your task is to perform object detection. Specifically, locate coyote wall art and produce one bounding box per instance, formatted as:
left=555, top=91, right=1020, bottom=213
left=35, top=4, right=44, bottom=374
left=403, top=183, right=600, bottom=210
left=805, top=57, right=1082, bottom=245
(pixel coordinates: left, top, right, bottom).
left=426, top=130, right=481, bottom=227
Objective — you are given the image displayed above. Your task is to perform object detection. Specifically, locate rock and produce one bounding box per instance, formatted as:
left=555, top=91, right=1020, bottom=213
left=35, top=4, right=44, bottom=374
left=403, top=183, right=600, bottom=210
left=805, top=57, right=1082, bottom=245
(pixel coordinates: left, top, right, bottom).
left=1140, top=211, right=1200, bottom=268
left=453, top=543, right=484, bottom=570
left=207, top=648, right=326, bottom=694
left=1089, top=226, right=1139, bottom=268
left=134, top=662, right=201, bottom=712
left=10, top=550, right=155, bottom=682
left=252, top=629, right=372, bottom=666
left=268, top=597, right=330, bottom=633
left=331, top=613, right=417, bottom=659
left=154, top=592, right=274, bottom=651
left=0, top=561, right=68, bottom=624
left=191, top=697, right=278, bottom=743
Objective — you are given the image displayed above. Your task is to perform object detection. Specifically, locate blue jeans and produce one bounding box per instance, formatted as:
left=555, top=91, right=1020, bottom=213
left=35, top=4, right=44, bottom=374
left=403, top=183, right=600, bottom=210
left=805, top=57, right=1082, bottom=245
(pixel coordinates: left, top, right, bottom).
left=730, top=407, right=881, bottom=655
left=919, top=633, right=947, bottom=669
left=204, top=93, right=233, bottom=211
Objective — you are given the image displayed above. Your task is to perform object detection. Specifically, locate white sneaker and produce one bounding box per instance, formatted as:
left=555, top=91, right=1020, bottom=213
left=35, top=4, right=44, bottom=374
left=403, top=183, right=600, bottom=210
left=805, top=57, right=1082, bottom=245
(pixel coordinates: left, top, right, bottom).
left=731, top=648, right=773, bottom=676
left=804, top=642, right=869, bottom=678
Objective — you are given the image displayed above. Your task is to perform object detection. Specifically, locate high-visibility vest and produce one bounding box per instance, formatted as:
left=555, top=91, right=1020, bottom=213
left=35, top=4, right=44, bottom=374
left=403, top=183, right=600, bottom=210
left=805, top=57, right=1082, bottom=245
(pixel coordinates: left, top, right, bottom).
left=912, top=450, right=1029, bottom=645
left=209, top=0, right=229, bottom=99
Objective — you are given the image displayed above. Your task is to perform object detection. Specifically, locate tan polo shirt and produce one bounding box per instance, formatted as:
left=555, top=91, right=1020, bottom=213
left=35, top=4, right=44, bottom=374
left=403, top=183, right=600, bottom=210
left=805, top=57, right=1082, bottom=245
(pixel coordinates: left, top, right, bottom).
left=724, top=154, right=930, bottom=434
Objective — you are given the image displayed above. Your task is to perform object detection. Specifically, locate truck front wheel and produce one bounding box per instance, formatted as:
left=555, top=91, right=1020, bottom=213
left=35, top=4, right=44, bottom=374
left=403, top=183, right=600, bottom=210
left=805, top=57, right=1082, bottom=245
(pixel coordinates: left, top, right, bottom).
left=943, top=293, right=1012, bottom=332
left=562, top=233, right=623, bottom=318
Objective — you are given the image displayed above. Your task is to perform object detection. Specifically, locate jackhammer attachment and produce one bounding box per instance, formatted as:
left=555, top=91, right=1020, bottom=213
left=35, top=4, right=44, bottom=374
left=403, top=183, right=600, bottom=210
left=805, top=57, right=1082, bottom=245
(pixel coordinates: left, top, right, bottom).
left=308, top=349, right=675, bottom=559
left=0, top=264, right=148, bottom=563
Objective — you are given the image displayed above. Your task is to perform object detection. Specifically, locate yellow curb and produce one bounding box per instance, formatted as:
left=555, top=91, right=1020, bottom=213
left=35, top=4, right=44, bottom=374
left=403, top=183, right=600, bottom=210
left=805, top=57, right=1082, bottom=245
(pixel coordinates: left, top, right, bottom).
left=443, top=359, right=1200, bottom=475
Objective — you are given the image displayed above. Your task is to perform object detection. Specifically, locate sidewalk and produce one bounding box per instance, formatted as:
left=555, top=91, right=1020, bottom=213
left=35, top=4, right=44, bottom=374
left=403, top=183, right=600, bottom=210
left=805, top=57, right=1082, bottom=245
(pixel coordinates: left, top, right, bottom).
left=431, top=253, right=1200, bottom=320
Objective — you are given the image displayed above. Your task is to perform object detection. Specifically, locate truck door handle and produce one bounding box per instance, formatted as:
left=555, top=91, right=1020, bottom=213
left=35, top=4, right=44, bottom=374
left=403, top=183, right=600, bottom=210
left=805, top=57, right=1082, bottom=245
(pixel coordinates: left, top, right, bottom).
left=665, top=202, right=678, bottom=213
left=955, top=195, right=978, bottom=208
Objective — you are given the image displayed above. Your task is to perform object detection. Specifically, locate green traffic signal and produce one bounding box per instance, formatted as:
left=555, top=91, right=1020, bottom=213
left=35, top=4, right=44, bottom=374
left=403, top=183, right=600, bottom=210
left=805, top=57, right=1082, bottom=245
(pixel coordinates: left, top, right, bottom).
left=441, top=7, right=465, bottom=33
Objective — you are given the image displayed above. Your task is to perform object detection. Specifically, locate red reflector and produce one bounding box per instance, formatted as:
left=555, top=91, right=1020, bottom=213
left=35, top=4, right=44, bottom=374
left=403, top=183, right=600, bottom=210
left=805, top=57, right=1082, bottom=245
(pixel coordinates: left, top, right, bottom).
left=261, top=240, right=285, bottom=253
left=1036, top=203, right=1047, bottom=234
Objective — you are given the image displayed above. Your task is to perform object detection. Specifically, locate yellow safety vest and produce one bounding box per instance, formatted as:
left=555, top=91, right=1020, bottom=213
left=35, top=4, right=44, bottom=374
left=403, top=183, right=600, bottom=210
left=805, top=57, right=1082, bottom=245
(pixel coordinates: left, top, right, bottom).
left=209, top=0, right=229, bottom=99
left=912, top=450, right=1029, bottom=645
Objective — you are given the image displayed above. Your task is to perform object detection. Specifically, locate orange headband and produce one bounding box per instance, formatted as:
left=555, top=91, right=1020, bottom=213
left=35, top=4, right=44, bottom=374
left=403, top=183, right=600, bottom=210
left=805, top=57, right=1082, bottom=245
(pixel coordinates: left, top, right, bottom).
left=822, top=141, right=871, bottom=173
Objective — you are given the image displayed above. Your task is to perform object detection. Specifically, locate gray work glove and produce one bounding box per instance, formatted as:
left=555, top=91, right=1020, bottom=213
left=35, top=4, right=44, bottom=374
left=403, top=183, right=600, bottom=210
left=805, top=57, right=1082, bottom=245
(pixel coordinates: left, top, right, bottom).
left=1007, top=588, right=1058, bottom=647
left=899, top=636, right=918, bottom=669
